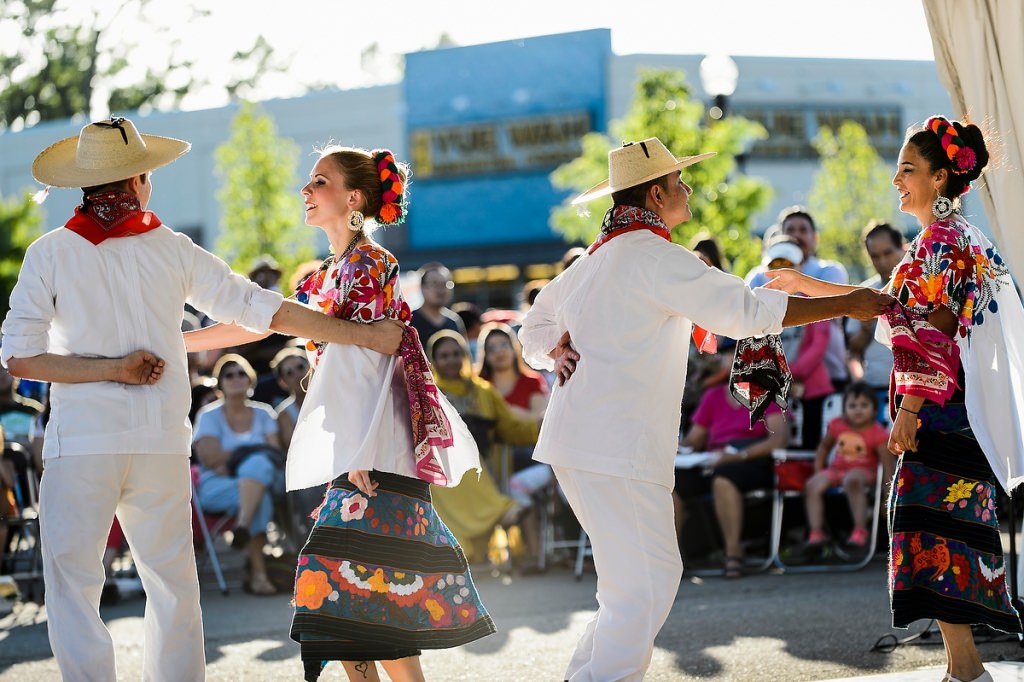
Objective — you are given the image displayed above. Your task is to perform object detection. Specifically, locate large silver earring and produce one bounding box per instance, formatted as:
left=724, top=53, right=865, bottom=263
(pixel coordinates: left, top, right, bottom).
left=932, top=195, right=953, bottom=220
left=348, top=210, right=365, bottom=232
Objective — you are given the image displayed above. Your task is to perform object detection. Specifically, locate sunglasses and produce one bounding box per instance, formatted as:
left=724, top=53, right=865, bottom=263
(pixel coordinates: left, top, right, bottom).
left=767, top=258, right=796, bottom=269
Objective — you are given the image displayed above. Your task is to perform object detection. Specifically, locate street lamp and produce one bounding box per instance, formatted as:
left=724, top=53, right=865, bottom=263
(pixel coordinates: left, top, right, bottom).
left=699, top=54, right=739, bottom=120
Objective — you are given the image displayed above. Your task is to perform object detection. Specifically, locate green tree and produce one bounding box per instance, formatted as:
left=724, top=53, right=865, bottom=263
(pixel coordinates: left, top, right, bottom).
left=550, top=69, right=772, bottom=276
left=0, top=0, right=286, bottom=131
left=808, top=121, right=898, bottom=283
left=214, top=102, right=314, bottom=278
left=0, top=192, right=43, bottom=319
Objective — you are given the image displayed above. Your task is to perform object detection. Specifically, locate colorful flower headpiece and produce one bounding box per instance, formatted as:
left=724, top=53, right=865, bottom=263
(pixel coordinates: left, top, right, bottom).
left=926, top=116, right=977, bottom=176
left=372, top=149, right=408, bottom=226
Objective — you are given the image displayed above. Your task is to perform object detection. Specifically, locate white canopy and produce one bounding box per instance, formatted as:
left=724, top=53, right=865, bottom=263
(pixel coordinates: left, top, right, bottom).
left=923, top=0, right=1024, bottom=283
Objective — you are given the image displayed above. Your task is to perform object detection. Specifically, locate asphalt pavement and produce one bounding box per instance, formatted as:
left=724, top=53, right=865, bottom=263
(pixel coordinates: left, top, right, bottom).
left=4, top=554, right=1024, bottom=681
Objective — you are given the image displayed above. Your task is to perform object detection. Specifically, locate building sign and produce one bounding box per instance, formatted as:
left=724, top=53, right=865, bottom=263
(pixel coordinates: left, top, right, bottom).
left=735, top=105, right=903, bottom=159
left=409, top=111, right=592, bottom=179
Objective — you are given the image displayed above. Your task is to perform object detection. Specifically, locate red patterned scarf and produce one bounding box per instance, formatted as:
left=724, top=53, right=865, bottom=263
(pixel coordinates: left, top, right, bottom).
left=64, top=191, right=162, bottom=245
left=589, top=205, right=717, bottom=353
left=729, top=334, right=792, bottom=428
left=401, top=327, right=453, bottom=485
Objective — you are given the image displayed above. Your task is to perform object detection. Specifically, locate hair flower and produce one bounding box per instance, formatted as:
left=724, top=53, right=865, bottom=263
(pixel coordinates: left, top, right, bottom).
left=954, top=146, right=977, bottom=173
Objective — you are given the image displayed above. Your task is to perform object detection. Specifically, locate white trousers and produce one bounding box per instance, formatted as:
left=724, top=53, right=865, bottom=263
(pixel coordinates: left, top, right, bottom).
left=552, top=465, right=683, bottom=682
left=39, top=454, right=206, bottom=682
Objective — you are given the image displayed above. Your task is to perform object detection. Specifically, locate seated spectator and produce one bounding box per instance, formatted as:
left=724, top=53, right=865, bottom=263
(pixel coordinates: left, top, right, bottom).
left=804, top=382, right=892, bottom=551
left=427, top=331, right=538, bottom=565
left=681, top=235, right=730, bottom=430
left=560, top=246, right=586, bottom=272
left=677, top=340, right=789, bottom=578
left=192, top=354, right=283, bottom=595
left=0, top=364, right=43, bottom=449
left=269, top=345, right=309, bottom=449
left=410, top=262, right=466, bottom=345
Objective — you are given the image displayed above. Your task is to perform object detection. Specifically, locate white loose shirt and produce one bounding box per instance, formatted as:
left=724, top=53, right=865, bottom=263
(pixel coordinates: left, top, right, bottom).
left=519, top=231, right=788, bottom=489
left=1, top=225, right=283, bottom=459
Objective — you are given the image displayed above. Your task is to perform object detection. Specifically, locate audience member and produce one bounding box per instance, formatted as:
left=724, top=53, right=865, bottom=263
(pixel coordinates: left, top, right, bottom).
left=410, top=262, right=466, bottom=344
left=803, top=382, right=891, bottom=552
left=681, top=234, right=730, bottom=428
left=477, top=323, right=548, bottom=426
left=560, top=246, right=586, bottom=272
left=846, top=221, right=906, bottom=412
left=689, top=232, right=727, bottom=271
left=0, top=364, right=43, bottom=449
left=676, top=339, right=789, bottom=577
left=749, top=207, right=850, bottom=391
left=761, top=237, right=835, bottom=448
left=428, top=331, right=537, bottom=565
left=269, top=345, right=309, bottom=449
left=192, top=353, right=283, bottom=595
left=248, top=255, right=283, bottom=293
left=452, top=301, right=484, bottom=361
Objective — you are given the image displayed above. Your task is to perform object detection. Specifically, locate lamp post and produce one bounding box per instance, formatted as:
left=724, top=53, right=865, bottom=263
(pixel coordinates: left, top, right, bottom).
left=700, top=54, right=743, bottom=172
left=699, top=54, right=739, bottom=120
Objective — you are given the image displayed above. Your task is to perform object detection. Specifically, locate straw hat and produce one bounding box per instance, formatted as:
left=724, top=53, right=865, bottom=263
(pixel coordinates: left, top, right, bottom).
left=32, top=117, right=190, bottom=188
left=571, top=137, right=715, bottom=205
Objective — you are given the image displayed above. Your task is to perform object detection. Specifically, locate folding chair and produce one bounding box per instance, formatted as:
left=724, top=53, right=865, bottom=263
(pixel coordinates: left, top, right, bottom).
left=771, top=393, right=888, bottom=572
left=189, top=464, right=234, bottom=595
left=533, top=476, right=591, bottom=576
left=1, top=442, right=44, bottom=601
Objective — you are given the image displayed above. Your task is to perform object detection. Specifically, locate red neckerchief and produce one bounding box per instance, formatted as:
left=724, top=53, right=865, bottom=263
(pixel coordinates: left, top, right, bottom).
left=64, top=191, right=162, bottom=245
left=587, top=205, right=717, bottom=354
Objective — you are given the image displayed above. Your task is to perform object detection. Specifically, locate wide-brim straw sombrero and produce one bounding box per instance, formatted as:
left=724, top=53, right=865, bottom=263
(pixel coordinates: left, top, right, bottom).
left=571, top=137, right=715, bottom=205
left=32, top=117, right=190, bottom=188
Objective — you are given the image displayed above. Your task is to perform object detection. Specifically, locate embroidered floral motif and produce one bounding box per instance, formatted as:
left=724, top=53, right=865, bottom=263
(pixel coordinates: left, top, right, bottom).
left=943, top=479, right=974, bottom=506
left=340, top=492, right=369, bottom=521
left=295, top=569, right=333, bottom=610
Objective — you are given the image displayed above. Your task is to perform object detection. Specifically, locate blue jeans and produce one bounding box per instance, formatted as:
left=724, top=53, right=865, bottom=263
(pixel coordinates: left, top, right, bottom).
left=198, top=453, right=283, bottom=534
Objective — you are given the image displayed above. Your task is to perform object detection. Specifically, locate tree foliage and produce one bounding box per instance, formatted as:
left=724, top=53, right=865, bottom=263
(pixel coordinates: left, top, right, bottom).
left=0, top=0, right=285, bottom=131
left=808, top=121, right=898, bottom=283
left=0, top=192, right=43, bottom=320
left=214, top=102, right=314, bottom=278
left=549, top=69, right=772, bottom=276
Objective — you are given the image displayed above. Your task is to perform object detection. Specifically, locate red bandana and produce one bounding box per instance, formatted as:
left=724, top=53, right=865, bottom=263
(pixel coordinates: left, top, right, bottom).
left=64, top=191, right=162, bottom=245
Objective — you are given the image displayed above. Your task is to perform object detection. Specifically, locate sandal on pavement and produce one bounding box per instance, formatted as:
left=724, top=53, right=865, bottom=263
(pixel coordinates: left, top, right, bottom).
left=723, top=556, right=743, bottom=579
left=244, top=573, right=277, bottom=596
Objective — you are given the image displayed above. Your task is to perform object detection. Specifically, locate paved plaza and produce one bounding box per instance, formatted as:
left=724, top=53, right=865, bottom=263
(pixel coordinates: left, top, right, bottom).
left=3, top=555, right=1024, bottom=680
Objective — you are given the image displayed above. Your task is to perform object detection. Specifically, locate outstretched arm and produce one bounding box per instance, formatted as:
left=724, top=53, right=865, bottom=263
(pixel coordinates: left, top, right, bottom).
left=782, top=288, right=892, bottom=326
left=185, top=299, right=405, bottom=356
left=7, top=350, right=165, bottom=385
left=764, top=269, right=862, bottom=297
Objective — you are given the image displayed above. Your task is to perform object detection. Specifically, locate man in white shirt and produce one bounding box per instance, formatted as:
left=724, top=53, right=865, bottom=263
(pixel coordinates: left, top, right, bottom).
left=519, top=137, right=892, bottom=682
left=1, top=118, right=401, bottom=682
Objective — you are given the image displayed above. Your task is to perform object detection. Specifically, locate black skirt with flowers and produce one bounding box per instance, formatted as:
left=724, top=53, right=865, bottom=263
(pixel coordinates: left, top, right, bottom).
left=888, top=405, right=1021, bottom=633
left=291, top=470, right=495, bottom=680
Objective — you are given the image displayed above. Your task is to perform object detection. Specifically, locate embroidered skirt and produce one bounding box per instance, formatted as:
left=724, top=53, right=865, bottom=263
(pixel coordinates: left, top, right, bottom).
left=888, top=413, right=1021, bottom=633
left=291, top=470, right=496, bottom=680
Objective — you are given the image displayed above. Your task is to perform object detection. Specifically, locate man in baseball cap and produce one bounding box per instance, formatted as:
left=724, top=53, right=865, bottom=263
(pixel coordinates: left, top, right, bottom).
left=2, top=118, right=402, bottom=680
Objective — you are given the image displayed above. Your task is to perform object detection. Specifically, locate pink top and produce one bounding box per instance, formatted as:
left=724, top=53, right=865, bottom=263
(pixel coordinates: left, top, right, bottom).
left=691, top=384, right=781, bottom=450
left=788, top=319, right=834, bottom=400
left=825, top=417, right=889, bottom=472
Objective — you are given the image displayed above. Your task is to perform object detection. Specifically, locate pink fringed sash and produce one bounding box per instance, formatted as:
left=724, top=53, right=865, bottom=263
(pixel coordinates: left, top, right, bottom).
left=400, top=327, right=453, bottom=485
left=885, top=303, right=960, bottom=416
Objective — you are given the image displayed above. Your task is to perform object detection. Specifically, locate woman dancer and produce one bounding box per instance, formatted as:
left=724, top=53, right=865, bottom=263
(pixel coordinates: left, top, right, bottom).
left=187, top=146, right=494, bottom=681
left=766, top=116, right=1024, bottom=682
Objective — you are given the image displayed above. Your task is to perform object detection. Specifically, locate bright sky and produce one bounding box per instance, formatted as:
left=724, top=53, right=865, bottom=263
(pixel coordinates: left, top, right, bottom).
left=157, top=0, right=936, bottom=110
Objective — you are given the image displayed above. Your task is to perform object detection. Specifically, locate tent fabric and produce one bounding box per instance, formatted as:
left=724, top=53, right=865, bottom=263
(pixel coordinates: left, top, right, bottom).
left=923, top=0, right=1024, bottom=283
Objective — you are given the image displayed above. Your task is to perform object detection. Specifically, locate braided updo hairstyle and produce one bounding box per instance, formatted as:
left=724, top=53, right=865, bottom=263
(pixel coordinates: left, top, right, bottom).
left=318, top=145, right=409, bottom=233
left=906, top=117, right=990, bottom=199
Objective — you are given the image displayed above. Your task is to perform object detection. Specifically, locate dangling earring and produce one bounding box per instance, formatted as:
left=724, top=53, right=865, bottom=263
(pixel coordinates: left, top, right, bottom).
left=932, top=195, right=953, bottom=220
left=348, top=210, right=365, bottom=232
